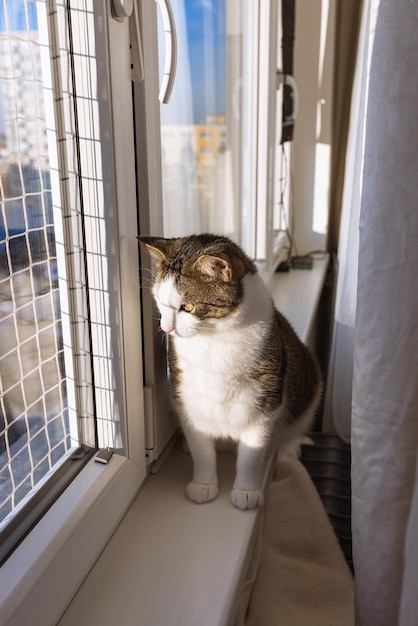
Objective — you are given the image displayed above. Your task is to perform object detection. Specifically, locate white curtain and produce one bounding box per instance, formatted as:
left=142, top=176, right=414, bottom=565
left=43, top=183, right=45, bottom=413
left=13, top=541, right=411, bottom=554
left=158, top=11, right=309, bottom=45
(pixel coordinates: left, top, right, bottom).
left=326, top=0, right=418, bottom=624
left=322, top=1, right=373, bottom=442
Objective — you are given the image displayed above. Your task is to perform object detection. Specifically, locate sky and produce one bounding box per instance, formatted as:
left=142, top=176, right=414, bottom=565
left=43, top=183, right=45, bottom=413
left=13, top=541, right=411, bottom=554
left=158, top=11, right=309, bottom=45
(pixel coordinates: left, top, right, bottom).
left=160, top=0, right=227, bottom=125
left=0, top=1, right=38, bottom=32
left=0, top=0, right=227, bottom=126
left=185, top=0, right=226, bottom=123
left=0, top=2, right=38, bottom=139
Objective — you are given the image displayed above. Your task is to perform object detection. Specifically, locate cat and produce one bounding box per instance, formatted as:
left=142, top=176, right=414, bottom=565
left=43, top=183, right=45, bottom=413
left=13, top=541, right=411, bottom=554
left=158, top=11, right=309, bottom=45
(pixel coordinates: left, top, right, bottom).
left=139, top=234, right=322, bottom=510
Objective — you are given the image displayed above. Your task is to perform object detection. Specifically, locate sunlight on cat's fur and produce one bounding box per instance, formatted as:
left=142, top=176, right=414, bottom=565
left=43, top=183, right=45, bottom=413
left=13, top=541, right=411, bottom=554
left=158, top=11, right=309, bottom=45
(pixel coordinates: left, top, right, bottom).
left=139, top=234, right=322, bottom=510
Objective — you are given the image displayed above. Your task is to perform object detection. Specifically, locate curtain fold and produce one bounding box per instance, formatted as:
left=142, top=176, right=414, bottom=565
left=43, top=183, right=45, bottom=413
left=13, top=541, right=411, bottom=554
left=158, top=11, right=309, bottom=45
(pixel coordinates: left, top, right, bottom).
left=327, top=0, right=362, bottom=253
left=326, top=0, right=418, bottom=623
left=352, top=0, right=418, bottom=626
left=348, top=1, right=418, bottom=624
left=323, top=0, right=371, bottom=441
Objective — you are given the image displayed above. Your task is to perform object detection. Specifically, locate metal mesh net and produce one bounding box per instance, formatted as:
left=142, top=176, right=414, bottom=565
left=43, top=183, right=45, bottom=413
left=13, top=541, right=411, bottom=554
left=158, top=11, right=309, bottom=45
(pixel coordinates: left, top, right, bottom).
left=0, top=0, right=70, bottom=525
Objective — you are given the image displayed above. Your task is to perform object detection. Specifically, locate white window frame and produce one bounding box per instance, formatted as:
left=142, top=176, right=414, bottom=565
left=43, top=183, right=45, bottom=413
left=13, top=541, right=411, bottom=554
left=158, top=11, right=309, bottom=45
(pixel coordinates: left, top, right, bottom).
left=241, top=0, right=291, bottom=284
left=0, top=2, right=146, bottom=624
left=0, top=0, right=322, bottom=621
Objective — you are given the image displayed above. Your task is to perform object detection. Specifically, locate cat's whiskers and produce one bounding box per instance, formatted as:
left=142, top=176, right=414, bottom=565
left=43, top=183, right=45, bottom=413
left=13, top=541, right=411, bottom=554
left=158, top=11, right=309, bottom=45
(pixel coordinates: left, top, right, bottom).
left=138, top=265, right=156, bottom=291
left=151, top=320, right=169, bottom=345
left=139, top=276, right=154, bottom=291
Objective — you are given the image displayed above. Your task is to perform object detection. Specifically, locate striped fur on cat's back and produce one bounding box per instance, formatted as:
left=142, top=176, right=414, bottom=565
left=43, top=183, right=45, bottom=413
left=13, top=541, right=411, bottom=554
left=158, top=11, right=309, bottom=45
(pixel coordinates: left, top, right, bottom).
left=139, top=234, right=321, bottom=510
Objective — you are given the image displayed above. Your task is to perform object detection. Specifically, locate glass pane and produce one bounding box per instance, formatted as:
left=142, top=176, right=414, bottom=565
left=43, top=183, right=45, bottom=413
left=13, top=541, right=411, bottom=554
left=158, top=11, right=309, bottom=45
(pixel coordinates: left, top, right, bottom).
left=159, top=0, right=246, bottom=247
left=0, top=1, right=75, bottom=527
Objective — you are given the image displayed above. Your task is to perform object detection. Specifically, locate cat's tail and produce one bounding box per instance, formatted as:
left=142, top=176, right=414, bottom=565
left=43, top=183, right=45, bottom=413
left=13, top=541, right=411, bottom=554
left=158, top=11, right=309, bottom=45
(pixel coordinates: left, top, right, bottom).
left=278, top=435, right=314, bottom=460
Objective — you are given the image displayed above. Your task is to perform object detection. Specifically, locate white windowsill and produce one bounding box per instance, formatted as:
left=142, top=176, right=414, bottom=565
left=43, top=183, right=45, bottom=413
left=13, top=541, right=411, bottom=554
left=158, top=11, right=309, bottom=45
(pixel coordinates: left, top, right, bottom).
left=267, top=256, right=328, bottom=344
left=0, top=455, right=146, bottom=626
left=58, top=257, right=329, bottom=626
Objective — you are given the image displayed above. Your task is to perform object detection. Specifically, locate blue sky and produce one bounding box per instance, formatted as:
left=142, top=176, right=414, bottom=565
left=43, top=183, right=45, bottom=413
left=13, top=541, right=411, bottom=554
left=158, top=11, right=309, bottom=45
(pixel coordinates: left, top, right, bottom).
left=0, top=2, right=38, bottom=138
left=0, top=0, right=226, bottom=126
left=185, top=0, right=226, bottom=123
left=0, top=1, right=38, bottom=32
left=160, top=0, right=227, bottom=125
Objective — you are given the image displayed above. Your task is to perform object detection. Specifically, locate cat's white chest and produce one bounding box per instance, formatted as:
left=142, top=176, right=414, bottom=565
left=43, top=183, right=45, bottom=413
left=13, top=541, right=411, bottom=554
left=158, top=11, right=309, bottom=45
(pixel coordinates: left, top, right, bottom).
left=164, top=271, right=274, bottom=439
left=174, top=331, right=261, bottom=439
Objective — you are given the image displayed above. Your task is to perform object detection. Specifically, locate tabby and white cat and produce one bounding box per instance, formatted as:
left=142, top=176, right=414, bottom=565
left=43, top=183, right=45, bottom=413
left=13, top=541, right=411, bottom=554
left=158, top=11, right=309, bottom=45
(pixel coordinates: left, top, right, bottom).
left=140, top=234, right=321, bottom=510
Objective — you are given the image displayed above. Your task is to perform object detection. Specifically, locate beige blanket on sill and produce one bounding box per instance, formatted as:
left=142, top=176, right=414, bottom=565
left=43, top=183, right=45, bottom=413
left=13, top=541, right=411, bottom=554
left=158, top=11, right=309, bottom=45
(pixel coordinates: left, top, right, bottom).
left=241, top=453, right=354, bottom=626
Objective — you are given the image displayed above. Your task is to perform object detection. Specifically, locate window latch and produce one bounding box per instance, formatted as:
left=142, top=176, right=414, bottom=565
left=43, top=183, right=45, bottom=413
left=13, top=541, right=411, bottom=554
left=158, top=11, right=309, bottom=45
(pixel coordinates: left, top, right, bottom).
left=276, top=72, right=299, bottom=123
left=70, top=444, right=91, bottom=460
left=111, top=0, right=144, bottom=83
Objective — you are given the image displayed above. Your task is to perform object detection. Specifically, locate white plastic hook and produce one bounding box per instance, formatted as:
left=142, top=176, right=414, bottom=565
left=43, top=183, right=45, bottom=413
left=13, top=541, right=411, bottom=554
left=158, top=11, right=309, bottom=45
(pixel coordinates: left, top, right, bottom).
left=156, top=0, right=177, bottom=103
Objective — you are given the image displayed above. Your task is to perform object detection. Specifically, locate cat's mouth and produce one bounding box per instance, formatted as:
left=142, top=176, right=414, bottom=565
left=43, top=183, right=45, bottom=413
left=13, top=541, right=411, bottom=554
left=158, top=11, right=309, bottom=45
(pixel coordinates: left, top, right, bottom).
left=163, top=323, right=218, bottom=339
left=159, top=319, right=196, bottom=338
left=165, top=327, right=197, bottom=339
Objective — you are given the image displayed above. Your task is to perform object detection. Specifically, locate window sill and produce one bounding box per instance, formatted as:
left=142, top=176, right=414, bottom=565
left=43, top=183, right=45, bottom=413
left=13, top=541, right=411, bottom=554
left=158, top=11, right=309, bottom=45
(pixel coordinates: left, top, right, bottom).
left=267, top=255, right=329, bottom=345
left=0, top=455, right=146, bottom=626
left=58, top=256, right=329, bottom=626
left=59, top=444, right=277, bottom=626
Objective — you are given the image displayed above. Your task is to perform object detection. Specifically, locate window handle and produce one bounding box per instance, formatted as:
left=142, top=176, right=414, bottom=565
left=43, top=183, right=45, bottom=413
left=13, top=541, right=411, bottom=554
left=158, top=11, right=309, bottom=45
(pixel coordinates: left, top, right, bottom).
left=130, top=0, right=144, bottom=82
left=155, top=0, right=177, bottom=103
left=276, top=72, right=299, bottom=122
left=111, top=0, right=144, bottom=83
left=112, top=0, right=133, bottom=19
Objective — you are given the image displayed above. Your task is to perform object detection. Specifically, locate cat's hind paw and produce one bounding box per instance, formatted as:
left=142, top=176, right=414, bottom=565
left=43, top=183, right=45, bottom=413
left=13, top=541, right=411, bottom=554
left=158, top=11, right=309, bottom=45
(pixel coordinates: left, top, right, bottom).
left=186, top=481, right=219, bottom=504
left=230, top=488, right=264, bottom=510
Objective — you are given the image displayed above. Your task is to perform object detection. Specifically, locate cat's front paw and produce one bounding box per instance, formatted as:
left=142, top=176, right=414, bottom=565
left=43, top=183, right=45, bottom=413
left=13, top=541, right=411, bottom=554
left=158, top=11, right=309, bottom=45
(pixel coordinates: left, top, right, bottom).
left=186, top=481, right=219, bottom=504
left=230, top=488, right=264, bottom=510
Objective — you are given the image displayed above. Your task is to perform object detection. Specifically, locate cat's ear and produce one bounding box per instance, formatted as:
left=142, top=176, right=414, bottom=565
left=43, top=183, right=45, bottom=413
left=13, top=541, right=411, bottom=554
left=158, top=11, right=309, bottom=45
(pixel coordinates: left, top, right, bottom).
left=193, top=254, right=232, bottom=282
left=137, top=236, right=170, bottom=263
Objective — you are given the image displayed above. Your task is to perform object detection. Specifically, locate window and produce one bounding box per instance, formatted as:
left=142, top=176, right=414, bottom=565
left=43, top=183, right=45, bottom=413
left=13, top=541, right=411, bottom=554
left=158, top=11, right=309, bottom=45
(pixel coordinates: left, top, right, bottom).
left=1, top=0, right=295, bottom=621
left=155, top=0, right=288, bottom=272
left=0, top=0, right=80, bottom=558
left=0, top=0, right=145, bottom=595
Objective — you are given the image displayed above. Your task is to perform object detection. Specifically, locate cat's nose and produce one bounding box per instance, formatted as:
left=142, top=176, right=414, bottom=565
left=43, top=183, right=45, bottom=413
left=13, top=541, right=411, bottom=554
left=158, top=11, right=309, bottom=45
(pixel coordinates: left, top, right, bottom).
left=160, top=315, right=175, bottom=334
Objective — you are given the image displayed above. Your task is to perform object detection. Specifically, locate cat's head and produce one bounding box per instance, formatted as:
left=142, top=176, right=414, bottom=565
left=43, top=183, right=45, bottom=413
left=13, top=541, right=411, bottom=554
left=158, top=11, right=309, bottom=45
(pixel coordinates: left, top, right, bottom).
left=139, top=234, right=257, bottom=338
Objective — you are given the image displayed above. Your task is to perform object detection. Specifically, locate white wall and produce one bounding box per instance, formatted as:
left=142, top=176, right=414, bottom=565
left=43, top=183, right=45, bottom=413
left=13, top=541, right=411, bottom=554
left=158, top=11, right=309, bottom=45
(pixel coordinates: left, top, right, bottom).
left=292, top=0, right=336, bottom=254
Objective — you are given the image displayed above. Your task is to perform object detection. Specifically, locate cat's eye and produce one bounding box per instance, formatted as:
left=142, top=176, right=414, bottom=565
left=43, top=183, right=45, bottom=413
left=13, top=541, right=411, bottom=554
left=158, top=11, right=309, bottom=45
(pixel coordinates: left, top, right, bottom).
left=182, top=303, right=195, bottom=313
